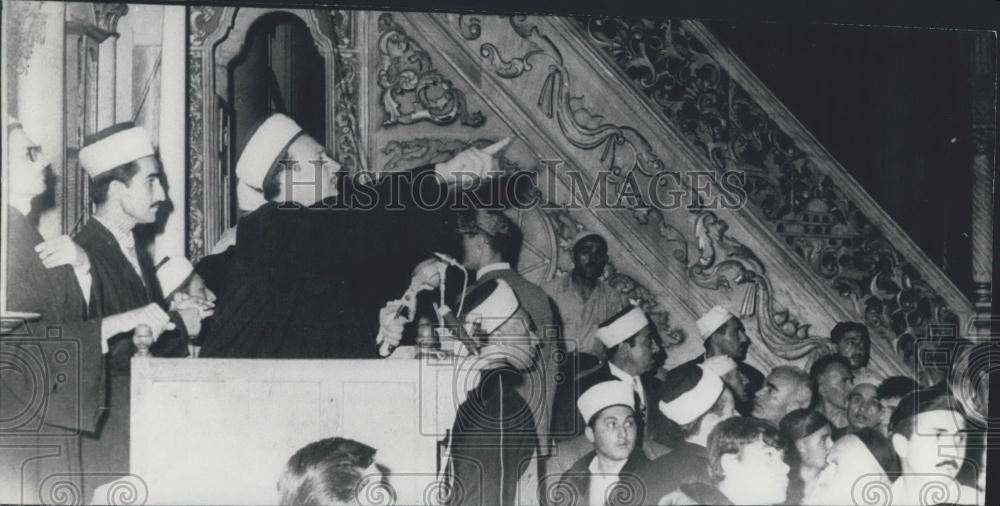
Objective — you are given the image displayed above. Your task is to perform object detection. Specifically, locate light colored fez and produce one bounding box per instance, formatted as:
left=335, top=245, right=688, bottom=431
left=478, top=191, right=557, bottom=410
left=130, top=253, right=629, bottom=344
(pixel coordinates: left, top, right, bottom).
left=658, top=364, right=725, bottom=425
left=235, top=113, right=303, bottom=189
left=702, top=355, right=738, bottom=377
left=79, top=125, right=156, bottom=177
left=463, top=279, right=520, bottom=336
left=236, top=179, right=267, bottom=212
left=572, top=230, right=602, bottom=248
left=697, top=305, right=736, bottom=340
left=578, top=380, right=636, bottom=425
left=156, top=256, right=194, bottom=296
left=596, top=306, right=649, bottom=348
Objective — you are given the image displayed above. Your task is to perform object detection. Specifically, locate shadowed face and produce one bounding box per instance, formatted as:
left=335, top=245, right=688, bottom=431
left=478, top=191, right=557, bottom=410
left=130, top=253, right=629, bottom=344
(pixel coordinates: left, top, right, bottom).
left=279, top=134, right=341, bottom=206
left=818, top=363, right=854, bottom=409
left=9, top=126, right=48, bottom=199
left=711, top=318, right=750, bottom=362
left=796, top=424, right=834, bottom=471
left=572, top=236, right=608, bottom=280
left=836, top=329, right=871, bottom=370
left=587, top=404, right=637, bottom=462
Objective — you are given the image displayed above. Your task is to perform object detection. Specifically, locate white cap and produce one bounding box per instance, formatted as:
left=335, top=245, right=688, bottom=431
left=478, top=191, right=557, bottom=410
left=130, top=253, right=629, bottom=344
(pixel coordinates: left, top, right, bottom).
left=658, top=364, right=725, bottom=425
left=697, top=305, right=736, bottom=340
left=572, top=230, right=602, bottom=248
left=157, top=256, right=195, bottom=297
left=596, top=306, right=649, bottom=348
left=703, top=355, right=738, bottom=377
left=235, top=114, right=304, bottom=189
left=463, top=279, right=520, bottom=336
left=577, top=380, right=635, bottom=425
left=79, top=126, right=156, bottom=177
left=236, top=179, right=267, bottom=212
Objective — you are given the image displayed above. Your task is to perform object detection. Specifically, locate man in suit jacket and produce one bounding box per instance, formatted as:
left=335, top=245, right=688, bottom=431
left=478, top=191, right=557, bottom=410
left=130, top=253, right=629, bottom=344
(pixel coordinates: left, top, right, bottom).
left=455, top=208, right=561, bottom=450
left=572, top=307, right=670, bottom=458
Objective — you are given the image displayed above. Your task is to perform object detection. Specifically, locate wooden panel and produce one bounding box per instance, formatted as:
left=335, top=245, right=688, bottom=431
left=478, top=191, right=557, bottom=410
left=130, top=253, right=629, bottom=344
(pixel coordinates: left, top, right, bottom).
left=131, top=356, right=477, bottom=505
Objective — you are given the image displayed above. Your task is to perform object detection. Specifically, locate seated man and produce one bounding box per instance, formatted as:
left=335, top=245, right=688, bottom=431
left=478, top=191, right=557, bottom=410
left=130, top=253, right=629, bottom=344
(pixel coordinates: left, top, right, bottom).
left=637, top=356, right=737, bottom=503
left=549, top=381, right=648, bottom=506
left=833, top=382, right=882, bottom=439
left=278, top=437, right=384, bottom=506
left=659, top=417, right=790, bottom=505
left=752, top=365, right=812, bottom=427
left=802, top=428, right=899, bottom=505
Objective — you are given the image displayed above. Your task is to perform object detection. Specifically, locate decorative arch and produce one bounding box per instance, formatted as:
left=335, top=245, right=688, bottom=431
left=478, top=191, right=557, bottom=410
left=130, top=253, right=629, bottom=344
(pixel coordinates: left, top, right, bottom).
left=187, top=6, right=338, bottom=260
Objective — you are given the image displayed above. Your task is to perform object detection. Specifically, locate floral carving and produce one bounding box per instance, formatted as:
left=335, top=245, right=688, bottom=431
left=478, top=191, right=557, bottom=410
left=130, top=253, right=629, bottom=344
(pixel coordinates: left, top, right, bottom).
left=577, top=16, right=965, bottom=367
left=187, top=52, right=205, bottom=260
left=380, top=137, right=519, bottom=173
left=377, top=13, right=485, bottom=127
left=330, top=10, right=355, bottom=48
left=93, top=3, right=128, bottom=33
left=334, top=51, right=365, bottom=174
left=189, top=6, right=223, bottom=47
left=689, top=211, right=829, bottom=360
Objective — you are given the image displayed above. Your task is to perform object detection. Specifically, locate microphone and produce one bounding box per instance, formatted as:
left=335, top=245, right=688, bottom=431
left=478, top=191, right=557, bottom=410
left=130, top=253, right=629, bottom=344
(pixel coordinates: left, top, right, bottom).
left=433, top=252, right=462, bottom=267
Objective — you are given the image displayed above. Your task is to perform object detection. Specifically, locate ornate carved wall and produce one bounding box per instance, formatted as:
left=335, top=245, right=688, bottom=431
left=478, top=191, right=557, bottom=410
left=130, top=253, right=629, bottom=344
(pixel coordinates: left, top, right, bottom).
left=186, top=9, right=980, bottom=378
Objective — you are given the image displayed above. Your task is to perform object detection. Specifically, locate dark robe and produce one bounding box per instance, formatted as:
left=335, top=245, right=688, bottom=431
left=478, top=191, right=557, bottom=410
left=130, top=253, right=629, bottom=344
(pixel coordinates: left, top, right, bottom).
left=200, top=165, right=456, bottom=358
left=0, top=207, right=104, bottom=504
left=473, top=266, right=561, bottom=450
left=634, top=441, right=711, bottom=502
left=73, top=217, right=188, bottom=499
left=552, top=449, right=650, bottom=506
left=447, top=366, right=539, bottom=506
left=671, top=354, right=764, bottom=417
left=658, top=481, right=734, bottom=505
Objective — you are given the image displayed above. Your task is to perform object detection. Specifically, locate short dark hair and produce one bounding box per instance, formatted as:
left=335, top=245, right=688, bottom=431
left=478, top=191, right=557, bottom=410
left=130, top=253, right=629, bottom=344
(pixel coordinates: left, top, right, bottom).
left=830, top=321, right=869, bottom=344
left=483, top=211, right=522, bottom=264
left=809, top=353, right=852, bottom=382
left=877, top=376, right=920, bottom=401
left=261, top=149, right=292, bottom=202
left=572, top=234, right=606, bottom=255
left=278, top=437, right=378, bottom=505
left=707, top=417, right=785, bottom=483
left=853, top=428, right=900, bottom=477
left=890, top=386, right=965, bottom=439
left=779, top=409, right=831, bottom=444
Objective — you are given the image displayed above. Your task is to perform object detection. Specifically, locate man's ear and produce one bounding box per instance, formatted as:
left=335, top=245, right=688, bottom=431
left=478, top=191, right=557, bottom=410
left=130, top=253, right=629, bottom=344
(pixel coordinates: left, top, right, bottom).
left=585, top=426, right=595, bottom=444
left=891, top=432, right=909, bottom=461
left=719, top=452, right=738, bottom=479
left=107, top=179, right=127, bottom=200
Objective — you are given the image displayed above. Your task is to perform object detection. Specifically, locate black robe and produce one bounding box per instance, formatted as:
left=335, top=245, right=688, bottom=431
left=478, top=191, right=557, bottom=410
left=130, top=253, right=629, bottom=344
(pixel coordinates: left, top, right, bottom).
left=447, top=366, right=539, bottom=506
left=0, top=207, right=104, bottom=504
left=200, top=165, right=457, bottom=358
left=73, top=217, right=188, bottom=499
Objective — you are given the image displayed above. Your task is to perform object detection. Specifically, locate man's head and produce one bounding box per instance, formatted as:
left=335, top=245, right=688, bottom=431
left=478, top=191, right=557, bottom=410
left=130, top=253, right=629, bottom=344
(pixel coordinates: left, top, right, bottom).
left=810, top=354, right=854, bottom=410
left=891, top=387, right=967, bottom=479
left=81, top=123, right=165, bottom=224
left=698, top=306, right=750, bottom=362
left=456, top=209, right=522, bottom=271
left=579, top=381, right=638, bottom=462
left=803, top=429, right=899, bottom=506
left=779, top=409, right=834, bottom=471
left=753, top=366, right=813, bottom=425
left=659, top=362, right=737, bottom=443
left=876, top=376, right=920, bottom=436
left=598, top=307, right=660, bottom=376
left=237, top=114, right=341, bottom=207
left=571, top=233, right=609, bottom=281
left=7, top=118, right=48, bottom=200
left=707, top=417, right=789, bottom=505
left=830, top=322, right=871, bottom=370
left=847, top=382, right=882, bottom=432
left=278, top=437, right=382, bottom=506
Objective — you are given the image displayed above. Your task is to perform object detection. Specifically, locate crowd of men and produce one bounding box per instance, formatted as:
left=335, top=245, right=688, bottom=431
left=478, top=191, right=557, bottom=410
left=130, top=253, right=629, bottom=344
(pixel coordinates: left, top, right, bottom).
left=1, top=113, right=988, bottom=506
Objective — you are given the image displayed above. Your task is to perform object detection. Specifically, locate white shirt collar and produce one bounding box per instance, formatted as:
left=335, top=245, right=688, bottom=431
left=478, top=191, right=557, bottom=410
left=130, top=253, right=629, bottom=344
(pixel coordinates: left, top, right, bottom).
left=476, top=262, right=511, bottom=280
left=608, top=361, right=634, bottom=382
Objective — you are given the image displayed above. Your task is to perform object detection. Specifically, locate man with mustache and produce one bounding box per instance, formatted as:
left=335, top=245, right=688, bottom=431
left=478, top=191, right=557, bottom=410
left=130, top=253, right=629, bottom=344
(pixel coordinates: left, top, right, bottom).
left=830, top=321, right=884, bottom=385
left=72, top=123, right=207, bottom=496
left=889, top=386, right=981, bottom=505
left=671, top=305, right=764, bottom=416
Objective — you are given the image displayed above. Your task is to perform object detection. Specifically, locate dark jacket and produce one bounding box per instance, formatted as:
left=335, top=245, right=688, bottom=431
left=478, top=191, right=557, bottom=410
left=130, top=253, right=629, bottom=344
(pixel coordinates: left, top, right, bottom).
left=552, top=450, right=650, bottom=506
left=634, top=441, right=710, bottom=502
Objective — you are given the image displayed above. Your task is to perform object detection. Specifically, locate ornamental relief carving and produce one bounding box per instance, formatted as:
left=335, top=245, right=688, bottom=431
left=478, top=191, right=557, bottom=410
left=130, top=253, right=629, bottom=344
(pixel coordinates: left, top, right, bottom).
left=571, top=16, right=963, bottom=358
left=377, top=13, right=485, bottom=128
